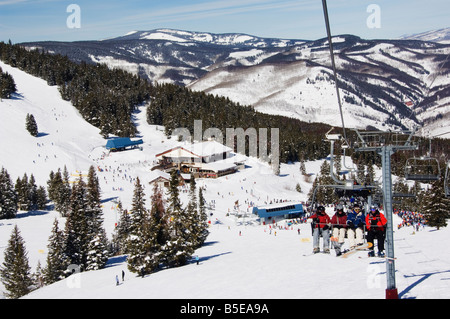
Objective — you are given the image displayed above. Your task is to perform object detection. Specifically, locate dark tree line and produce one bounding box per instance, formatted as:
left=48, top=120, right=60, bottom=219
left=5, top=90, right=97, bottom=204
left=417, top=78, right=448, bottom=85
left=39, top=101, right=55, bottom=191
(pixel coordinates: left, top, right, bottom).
left=0, top=167, right=47, bottom=220
left=0, top=65, right=16, bottom=99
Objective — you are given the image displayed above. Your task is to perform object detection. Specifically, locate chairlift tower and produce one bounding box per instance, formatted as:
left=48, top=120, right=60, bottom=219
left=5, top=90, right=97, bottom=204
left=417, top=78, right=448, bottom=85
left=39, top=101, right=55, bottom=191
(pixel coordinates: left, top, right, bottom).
left=353, top=128, right=418, bottom=299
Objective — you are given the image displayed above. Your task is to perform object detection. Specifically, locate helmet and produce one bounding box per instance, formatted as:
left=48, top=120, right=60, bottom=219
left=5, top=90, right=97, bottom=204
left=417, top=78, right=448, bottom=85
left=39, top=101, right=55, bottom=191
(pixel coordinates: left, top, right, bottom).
left=336, top=203, right=344, bottom=211
left=317, top=206, right=325, bottom=212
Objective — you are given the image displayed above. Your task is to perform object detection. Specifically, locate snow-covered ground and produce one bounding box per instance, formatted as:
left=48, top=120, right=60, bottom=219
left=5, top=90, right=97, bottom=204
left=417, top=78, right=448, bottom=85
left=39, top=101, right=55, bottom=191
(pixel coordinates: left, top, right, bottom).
left=1, top=61, right=450, bottom=299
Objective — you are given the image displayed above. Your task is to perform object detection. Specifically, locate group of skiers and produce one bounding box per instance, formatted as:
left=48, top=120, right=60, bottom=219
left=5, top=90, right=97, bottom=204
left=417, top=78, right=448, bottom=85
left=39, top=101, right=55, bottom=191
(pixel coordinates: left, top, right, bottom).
left=307, top=203, right=387, bottom=257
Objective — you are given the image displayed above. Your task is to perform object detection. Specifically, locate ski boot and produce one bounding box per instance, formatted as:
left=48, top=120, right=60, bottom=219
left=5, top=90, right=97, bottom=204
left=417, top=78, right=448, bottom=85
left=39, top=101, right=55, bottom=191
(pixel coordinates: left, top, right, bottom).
left=368, top=250, right=375, bottom=257
left=313, top=247, right=320, bottom=254
left=377, top=251, right=385, bottom=258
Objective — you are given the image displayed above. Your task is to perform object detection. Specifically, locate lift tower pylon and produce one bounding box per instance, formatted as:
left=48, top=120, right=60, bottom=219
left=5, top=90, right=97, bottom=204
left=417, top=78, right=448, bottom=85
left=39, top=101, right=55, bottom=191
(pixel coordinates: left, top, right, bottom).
left=353, top=128, right=418, bottom=299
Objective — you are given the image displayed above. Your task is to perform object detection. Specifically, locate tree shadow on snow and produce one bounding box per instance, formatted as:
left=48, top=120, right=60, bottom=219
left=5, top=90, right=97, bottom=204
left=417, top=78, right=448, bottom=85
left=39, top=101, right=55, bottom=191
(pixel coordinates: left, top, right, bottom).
left=37, top=132, right=49, bottom=138
left=399, top=269, right=450, bottom=299
left=191, top=251, right=232, bottom=265
left=16, top=210, right=49, bottom=219
left=106, top=255, right=128, bottom=268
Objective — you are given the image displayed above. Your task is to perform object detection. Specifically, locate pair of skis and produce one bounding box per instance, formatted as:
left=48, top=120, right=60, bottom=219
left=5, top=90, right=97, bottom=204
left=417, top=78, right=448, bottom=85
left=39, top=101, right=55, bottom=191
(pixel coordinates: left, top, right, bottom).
left=339, top=242, right=372, bottom=258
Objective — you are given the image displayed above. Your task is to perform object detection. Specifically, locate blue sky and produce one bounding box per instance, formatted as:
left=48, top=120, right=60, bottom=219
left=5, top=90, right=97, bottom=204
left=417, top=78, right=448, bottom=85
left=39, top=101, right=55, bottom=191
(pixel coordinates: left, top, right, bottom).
left=0, top=0, right=449, bottom=43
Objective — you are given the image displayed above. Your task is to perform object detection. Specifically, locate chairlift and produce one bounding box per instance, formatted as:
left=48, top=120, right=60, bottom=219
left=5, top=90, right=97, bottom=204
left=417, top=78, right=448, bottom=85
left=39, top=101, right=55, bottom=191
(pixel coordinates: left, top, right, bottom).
left=404, top=157, right=441, bottom=182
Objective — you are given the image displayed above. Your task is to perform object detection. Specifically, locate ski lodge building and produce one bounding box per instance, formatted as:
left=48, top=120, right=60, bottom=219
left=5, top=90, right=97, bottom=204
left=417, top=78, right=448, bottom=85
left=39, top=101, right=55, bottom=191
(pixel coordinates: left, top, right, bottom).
left=154, top=140, right=244, bottom=178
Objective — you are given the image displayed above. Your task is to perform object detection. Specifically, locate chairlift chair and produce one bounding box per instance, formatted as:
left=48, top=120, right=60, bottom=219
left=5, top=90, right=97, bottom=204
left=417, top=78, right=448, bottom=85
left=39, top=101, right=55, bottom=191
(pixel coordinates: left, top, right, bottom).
left=404, top=157, right=441, bottom=182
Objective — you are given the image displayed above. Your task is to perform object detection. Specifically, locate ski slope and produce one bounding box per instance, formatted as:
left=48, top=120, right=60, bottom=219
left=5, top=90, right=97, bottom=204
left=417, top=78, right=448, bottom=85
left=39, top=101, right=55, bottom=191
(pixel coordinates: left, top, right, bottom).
left=1, top=61, right=450, bottom=299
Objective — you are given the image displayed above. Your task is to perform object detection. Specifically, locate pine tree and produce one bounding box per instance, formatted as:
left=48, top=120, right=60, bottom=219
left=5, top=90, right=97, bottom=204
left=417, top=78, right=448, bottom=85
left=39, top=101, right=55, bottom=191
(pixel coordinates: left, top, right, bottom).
left=32, top=260, right=45, bottom=289
left=0, top=68, right=16, bottom=99
left=112, top=201, right=131, bottom=255
left=85, top=165, right=108, bottom=271
left=148, top=183, right=167, bottom=253
left=15, top=173, right=31, bottom=211
left=127, top=177, right=150, bottom=275
left=28, top=174, right=38, bottom=210
left=25, top=113, right=38, bottom=137
left=0, top=225, right=34, bottom=298
left=59, top=166, right=72, bottom=216
left=35, top=186, right=48, bottom=210
left=186, top=175, right=199, bottom=248
left=0, top=167, right=18, bottom=219
left=300, top=160, right=307, bottom=175
left=163, top=170, right=194, bottom=267
left=64, top=176, right=89, bottom=271
left=44, top=218, right=69, bottom=284
left=85, top=229, right=109, bottom=271
left=196, top=187, right=209, bottom=247
left=422, top=179, right=450, bottom=230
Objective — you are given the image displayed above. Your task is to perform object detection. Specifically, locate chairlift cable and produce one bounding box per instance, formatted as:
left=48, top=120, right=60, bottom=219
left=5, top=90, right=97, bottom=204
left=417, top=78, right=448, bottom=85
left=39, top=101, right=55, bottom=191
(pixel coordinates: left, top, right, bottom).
left=321, top=0, right=348, bottom=143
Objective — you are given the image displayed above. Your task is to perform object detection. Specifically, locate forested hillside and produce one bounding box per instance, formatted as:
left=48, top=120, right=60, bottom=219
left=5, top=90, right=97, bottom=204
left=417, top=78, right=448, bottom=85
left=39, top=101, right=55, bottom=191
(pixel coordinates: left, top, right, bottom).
left=0, top=42, right=152, bottom=137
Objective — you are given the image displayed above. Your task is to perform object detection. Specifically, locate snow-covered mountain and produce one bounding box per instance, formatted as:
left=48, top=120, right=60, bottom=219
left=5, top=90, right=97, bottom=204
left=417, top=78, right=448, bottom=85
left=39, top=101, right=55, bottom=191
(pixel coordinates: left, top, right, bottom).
left=1, top=60, right=450, bottom=300
left=401, top=28, right=450, bottom=43
left=20, top=28, right=450, bottom=135
left=112, top=29, right=305, bottom=48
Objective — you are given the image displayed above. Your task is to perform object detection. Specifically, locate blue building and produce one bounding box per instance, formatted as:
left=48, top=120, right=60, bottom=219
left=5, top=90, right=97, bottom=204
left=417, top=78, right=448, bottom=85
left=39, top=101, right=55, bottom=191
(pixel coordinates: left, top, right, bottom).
left=252, top=202, right=304, bottom=222
left=105, top=137, right=143, bottom=151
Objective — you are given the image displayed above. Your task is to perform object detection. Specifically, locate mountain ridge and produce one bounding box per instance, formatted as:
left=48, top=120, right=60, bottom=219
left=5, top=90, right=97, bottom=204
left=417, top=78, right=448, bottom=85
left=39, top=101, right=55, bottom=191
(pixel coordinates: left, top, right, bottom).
left=19, top=28, right=450, bottom=135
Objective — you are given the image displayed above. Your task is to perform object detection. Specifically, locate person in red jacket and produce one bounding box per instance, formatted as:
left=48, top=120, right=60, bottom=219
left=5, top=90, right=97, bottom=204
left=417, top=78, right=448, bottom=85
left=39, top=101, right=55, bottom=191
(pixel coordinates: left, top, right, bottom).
left=366, top=206, right=387, bottom=257
left=331, top=204, right=347, bottom=256
left=307, top=206, right=331, bottom=254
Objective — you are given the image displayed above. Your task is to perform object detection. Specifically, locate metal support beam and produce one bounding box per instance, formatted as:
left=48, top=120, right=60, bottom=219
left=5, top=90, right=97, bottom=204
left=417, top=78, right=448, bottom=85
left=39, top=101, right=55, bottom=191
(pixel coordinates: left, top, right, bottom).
left=379, top=146, right=398, bottom=299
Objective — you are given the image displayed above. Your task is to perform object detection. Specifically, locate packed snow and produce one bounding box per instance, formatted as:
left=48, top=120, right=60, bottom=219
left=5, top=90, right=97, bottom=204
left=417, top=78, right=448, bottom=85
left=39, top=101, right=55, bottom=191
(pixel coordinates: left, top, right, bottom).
left=1, top=61, right=450, bottom=299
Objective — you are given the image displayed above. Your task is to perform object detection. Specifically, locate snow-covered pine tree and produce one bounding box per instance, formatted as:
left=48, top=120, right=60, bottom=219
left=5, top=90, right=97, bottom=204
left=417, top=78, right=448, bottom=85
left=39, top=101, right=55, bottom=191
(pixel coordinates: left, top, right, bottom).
left=85, top=165, right=109, bottom=271
left=47, top=167, right=71, bottom=216
left=86, top=229, right=109, bottom=271
left=186, top=175, right=199, bottom=248
left=0, top=67, right=16, bottom=99
left=300, top=160, right=307, bottom=176
left=0, top=225, right=33, bottom=299
left=28, top=174, right=38, bottom=210
left=0, top=167, right=18, bottom=219
left=146, top=183, right=167, bottom=265
left=163, top=170, right=194, bottom=267
left=127, top=177, right=150, bottom=275
left=36, top=185, right=48, bottom=210
left=112, top=201, right=131, bottom=255
left=197, top=187, right=209, bottom=248
left=32, top=260, right=45, bottom=289
left=422, top=178, right=450, bottom=230
left=64, top=176, right=89, bottom=271
left=25, top=113, right=38, bottom=137
left=44, top=218, right=69, bottom=284
left=58, top=166, right=72, bottom=216
left=15, top=175, right=28, bottom=211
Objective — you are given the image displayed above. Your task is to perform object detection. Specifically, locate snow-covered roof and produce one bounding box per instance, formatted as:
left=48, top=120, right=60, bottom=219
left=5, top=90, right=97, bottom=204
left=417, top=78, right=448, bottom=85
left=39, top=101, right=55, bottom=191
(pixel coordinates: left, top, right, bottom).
left=184, top=141, right=232, bottom=157
left=148, top=170, right=170, bottom=183
left=256, top=201, right=303, bottom=210
left=201, top=161, right=237, bottom=173
left=156, top=140, right=232, bottom=159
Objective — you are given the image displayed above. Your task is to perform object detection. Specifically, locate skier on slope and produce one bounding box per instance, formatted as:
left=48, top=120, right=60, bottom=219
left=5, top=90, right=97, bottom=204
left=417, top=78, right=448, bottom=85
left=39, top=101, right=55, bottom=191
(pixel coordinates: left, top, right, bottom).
left=331, top=203, right=347, bottom=256
left=366, top=206, right=387, bottom=257
left=307, top=206, right=331, bottom=254
left=346, top=204, right=366, bottom=249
